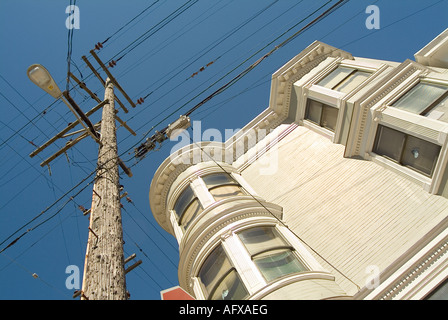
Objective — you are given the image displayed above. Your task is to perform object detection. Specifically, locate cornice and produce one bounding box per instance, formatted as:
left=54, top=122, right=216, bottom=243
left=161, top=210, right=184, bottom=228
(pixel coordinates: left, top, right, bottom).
left=269, top=41, right=353, bottom=120
left=355, top=215, right=448, bottom=300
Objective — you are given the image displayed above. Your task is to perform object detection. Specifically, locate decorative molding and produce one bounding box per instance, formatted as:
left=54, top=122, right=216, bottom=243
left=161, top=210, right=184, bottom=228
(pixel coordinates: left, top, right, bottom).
left=356, top=216, right=448, bottom=300
left=352, top=61, right=429, bottom=156
left=249, top=271, right=337, bottom=300
left=270, top=41, right=353, bottom=121
left=382, top=239, right=448, bottom=300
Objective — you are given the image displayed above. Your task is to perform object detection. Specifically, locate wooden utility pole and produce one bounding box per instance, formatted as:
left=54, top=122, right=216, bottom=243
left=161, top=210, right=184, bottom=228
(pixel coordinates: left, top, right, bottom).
left=81, top=78, right=127, bottom=300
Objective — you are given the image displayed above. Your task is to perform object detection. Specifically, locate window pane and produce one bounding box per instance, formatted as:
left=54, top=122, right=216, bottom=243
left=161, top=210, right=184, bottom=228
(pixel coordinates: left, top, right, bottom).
left=426, top=94, right=448, bottom=123
left=321, top=105, right=339, bottom=131
left=180, top=199, right=203, bottom=228
left=238, top=227, right=287, bottom=256
left=401, top=135, right=441, bottom=176
left=174, top=185, right=195, bottom=219
left=209, top=185, right=244, bottom=201
left=317, top=66, right=354, bottom=89
left=392, top=82, right=448, bottom=114
left=373, top=125, right=405, bottom=162
left=254, top=249, right=307, bottom=282
left=202, top=173, right=236, bottom=188
left=199, top=245, right=233, bottom=296
left=209, top=270, right=249, bottom=300
left=334, top=71, right=371, bottom=93
left=305, top=99, right=323, bottom=125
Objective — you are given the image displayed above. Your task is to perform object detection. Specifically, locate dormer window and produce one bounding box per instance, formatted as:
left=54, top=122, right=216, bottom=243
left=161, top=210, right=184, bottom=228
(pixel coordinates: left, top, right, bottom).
left=317, top=66, right=372, bottom=93
left=305, top=99, right=338, bottom=132
left=373, top=125, right=441, bottom=177
left=391, top=81, right=448, bottom=122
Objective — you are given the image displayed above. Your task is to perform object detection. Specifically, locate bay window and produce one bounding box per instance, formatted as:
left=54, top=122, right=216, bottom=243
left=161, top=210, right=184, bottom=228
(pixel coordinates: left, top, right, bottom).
left=198, top=244, right=248, bottom=300
left=202, top=173, right=245, bottom=201
left=237, top=226, right=307, bottom=282
left=173, top=173, right=246, bottom=230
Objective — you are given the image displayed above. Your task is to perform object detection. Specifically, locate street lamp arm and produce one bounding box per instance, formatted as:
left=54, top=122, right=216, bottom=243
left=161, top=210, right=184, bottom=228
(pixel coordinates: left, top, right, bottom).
left=61, top=91, right=102, bottom=144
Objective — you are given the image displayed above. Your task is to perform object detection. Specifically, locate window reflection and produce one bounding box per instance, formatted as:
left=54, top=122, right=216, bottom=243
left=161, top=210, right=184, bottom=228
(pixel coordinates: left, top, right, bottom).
left=238, top=227, right=307, bottom=282
left=199, top=245, right=248, bottom=300
left=373, top=125, right=441, bottom=177
left=174, top=185, right=203, bottom=228
left=203, top=173, right=245, bottom=201
left=317, top=66, right=372, bottom=93
left=392, top=82, right=448, bottom=117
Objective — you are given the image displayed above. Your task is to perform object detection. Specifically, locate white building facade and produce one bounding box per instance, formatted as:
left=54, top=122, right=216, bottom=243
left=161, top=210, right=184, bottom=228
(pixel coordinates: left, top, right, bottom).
left=149, top=28, right=448, bottom=300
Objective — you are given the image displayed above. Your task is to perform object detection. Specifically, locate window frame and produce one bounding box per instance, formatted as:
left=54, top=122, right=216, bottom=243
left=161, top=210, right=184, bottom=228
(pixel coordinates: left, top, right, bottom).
left=305, top=99, right=339, bottom=132
left=316, top=65, right=373, bottom=93
left=373, top=124, right=441, bottom=177
left=202, top=173, right=246, bottom=201
left=390, top=80, right=448, bottom=117
left=179, top=198, right=203, bottom=229
left=237, top=226, right=308, bottom=283
left=173, top=184, right=203, bottom=228
left=197, top=243, right=249, bottom=300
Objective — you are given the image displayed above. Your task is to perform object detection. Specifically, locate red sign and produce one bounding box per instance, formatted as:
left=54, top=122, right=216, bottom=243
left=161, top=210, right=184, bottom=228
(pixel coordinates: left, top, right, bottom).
left=161, top=286, right=195, bottom=300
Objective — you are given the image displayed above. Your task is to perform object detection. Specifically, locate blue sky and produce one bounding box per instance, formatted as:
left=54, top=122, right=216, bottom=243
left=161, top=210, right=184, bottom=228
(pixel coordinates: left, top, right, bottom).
left=0, top=0, right=447, bottom=300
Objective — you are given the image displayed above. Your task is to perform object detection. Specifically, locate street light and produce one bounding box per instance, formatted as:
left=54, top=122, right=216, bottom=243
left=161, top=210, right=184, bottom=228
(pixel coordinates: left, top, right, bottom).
left=27, top=63, right=101, bottom=143
left=27, top=64, right=63, bottom=99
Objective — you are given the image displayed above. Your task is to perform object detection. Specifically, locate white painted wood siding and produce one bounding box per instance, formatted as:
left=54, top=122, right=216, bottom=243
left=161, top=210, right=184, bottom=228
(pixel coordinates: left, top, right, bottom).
left=241, top=126, right=448, bottom=295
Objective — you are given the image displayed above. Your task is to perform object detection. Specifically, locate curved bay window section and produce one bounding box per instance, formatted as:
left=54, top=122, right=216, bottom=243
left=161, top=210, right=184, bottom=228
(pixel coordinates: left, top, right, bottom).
left=202, top=173, right=245, bottom=201
left=198, top=244, right=249, bottom=300
left=172, top=173, right=247, bottom=231
left=238, top=226, right=307, bottom=282
left=173, top=185, right=203, bottom=230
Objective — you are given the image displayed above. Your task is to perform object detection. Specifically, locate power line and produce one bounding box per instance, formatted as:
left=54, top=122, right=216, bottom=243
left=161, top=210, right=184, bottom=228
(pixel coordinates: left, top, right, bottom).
left=119, top=0, right=233, bottom=83
left=100, top=0, right=162, bottom=48
left=66, top=0, right=77, bottom=92
left=132, top=0, right=347, bottom=161
left=0, top=251, right=72, bottom=299
left=0, top=0, right=346, bottom=258
left=108, top=0, right=199, bottom=64
left=131, top=0, right=279, bottom=100
left=122, top=206, right=178, bottom=268
left=0, top=168, right=96, bottom=253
